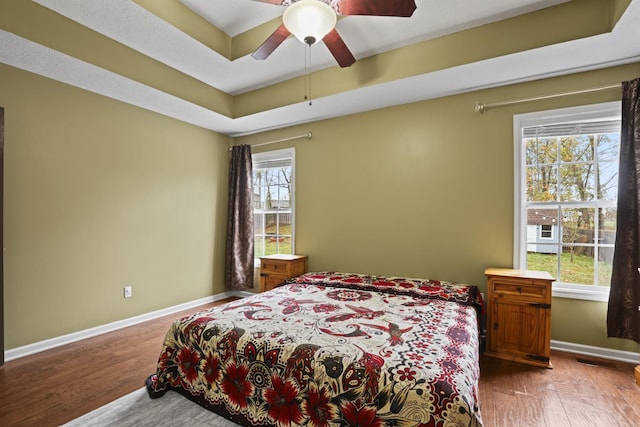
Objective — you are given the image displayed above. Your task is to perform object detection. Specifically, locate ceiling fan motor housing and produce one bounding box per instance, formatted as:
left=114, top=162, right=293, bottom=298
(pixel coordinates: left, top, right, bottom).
left=283, top=0, right=337, bottom=45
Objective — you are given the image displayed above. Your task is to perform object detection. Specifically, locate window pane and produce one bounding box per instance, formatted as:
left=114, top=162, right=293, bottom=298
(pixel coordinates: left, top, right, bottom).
left=278, top=213, right=292, bottom=237
left=598, top=207, right=617, bottom=242
left=526, top=207, right=559, bottom=278
left=596, top=207, right=615, bottom=287
left=597, top=160, right=618, bottom=201
left=252, top=171, right=262, bottom=187
left=280, top=166, right=292, bottom=186
left=526, top=165, right=557, bottom=201
left=527, top=208, right=558, bottom=249
left=526, top=252, right=558, bottom=279
left=264, top=213, right=277, bottom=235
left=560, top=246, right=594, bottom=285
left=264, top=236, right=280, bottom=256
left=274, top=236, right=291, bottom=255
left=596, top=133, right=620, bottom=161
left=254, top=213, right=265, bottom=234
left=561, top=208, right=595, bottom=245
left=254, top=185, right=267, bottom=209
left=596, top=244, right=613, bottom=286
left=525, top=137, right=557, bottom=165
left=597, top=246, right=614, bottom=287
left=255, top=236, right=266, bottom=258
left=559, top=163, right=595, bottom=201
left=276, top=184, right=290, bottom=207
left=560, top=135, right=593, bottom=162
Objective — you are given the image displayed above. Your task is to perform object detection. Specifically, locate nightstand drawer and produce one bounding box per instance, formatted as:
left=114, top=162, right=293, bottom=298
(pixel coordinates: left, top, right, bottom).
left=261, top=259, right=292, bottom=275
left=492, top=280, right=548, bottom=300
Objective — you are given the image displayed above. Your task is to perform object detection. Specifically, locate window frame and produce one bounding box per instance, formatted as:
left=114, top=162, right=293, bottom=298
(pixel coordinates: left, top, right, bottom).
left=513, top=101, right=621, bottom=302
left=252, top=148, right=296, bottom=266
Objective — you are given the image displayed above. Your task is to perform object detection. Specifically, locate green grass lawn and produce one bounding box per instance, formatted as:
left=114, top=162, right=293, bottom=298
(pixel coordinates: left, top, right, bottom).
left=527, top=252, right=612, bottom=287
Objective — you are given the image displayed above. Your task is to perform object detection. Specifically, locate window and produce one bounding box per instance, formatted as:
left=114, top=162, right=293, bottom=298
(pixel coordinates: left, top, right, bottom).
left=540, top=224, right=553, bottom=240
left=252, top=148, right=295, bottom=263
left=514, top=102, right=621, bottom=301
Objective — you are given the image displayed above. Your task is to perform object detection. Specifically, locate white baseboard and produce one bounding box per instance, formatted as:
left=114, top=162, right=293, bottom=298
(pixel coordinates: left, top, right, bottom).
left=551, top=340, right=640, bottom=365
left=234, top=290, right=256, bottom=298
left=8, top=296, right=638, bottom=366
left=4, top=291, right=247, bottom=362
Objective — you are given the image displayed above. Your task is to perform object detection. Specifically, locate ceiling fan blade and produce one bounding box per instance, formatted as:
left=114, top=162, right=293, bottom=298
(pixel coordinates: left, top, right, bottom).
left=323, top=29, right=355, bottom=68
left=335, top=0, right=417, bottom=17
left=251, top=24, right=291, bottom=60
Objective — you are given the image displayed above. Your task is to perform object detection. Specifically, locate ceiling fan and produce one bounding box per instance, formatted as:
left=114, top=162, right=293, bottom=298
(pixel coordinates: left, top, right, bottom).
left=251, top=0, right=417, bottom=68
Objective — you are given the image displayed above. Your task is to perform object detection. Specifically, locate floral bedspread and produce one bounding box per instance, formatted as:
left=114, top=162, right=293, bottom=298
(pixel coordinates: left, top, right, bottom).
left=147, top=272, right=484, bottom=426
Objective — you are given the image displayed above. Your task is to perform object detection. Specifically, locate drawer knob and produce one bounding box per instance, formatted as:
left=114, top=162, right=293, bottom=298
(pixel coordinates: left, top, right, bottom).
left=516, top=287, right=522, bottom=293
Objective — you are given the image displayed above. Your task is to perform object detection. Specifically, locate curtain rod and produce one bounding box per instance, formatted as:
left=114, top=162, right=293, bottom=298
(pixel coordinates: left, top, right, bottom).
left=229, top=132, right=312, bottom=151
left=474, top=84, right=621, bottom=114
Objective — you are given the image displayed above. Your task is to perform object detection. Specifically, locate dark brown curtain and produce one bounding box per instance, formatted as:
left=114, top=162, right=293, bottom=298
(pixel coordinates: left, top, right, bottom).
left=225, top=145, right=254, bottom=290
left=607, top=77, right=640, bottom=344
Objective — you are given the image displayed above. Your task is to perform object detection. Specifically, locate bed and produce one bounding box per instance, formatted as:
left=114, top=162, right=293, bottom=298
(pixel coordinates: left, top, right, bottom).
left=146, top=272, right=484, bottom=426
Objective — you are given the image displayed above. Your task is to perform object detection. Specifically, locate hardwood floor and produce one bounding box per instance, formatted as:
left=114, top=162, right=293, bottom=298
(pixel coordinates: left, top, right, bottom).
left=1, top=299, right=638, bottom=426
left=0, top=300, right=233, bottom=427
left=480, top=352, right=640, bottom=426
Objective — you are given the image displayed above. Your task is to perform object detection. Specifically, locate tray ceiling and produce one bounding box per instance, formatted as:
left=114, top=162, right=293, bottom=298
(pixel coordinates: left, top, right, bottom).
left=1, top=0, right=639, bottom=136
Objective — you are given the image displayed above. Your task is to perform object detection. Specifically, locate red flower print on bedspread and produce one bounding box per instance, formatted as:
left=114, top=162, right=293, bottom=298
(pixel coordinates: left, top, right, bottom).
left=220, top=361, right=254, bottom=411
left=176, top=347, right=200, bottom=383
left=301, top=381, right=339, bottom=427
left=339, top=401, right=384, bottom=427
left=147, top=272, right=484, bottom=426
left=263, top=374, right=304, bottom=427
left=202, top=353, right=222, bottom=385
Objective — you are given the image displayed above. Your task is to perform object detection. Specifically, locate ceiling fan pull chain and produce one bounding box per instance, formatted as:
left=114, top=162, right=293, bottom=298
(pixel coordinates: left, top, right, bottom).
left=306, top=42, right=312, bottom=106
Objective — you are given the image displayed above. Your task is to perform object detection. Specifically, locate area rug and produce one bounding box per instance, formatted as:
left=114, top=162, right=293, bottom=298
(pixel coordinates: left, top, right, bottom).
left=62, top=387, right=241, bottom=426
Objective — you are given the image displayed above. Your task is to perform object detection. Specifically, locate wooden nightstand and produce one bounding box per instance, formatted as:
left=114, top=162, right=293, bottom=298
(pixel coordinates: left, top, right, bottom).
left=484, top=267, right=554, bottom=368
left=259, top=254, right=308, bottom=292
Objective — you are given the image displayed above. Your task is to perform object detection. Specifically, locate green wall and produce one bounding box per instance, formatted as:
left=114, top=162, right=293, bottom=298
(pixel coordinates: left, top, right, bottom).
left=1, top=64, right=230, bottom=349
left=2, top=47, right=639, bottom=355
left=243, top=63, right=640, bottom=354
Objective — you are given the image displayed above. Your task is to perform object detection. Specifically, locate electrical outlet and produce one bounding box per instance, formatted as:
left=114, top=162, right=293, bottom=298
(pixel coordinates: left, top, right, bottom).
left=124, top=285, right=132, bottom=298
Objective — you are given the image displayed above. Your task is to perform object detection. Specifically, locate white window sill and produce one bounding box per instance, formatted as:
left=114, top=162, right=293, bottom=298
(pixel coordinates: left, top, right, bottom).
left=552, top=285, right=610, bottom=302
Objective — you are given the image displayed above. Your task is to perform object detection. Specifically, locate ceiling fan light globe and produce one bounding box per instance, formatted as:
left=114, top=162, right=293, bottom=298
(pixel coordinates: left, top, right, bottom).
left=283, top=0, right=336, bottom=45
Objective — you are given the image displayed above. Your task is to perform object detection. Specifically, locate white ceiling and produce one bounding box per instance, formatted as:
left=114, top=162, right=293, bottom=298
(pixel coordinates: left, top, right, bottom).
left=1, top=0, right=639, bottom=136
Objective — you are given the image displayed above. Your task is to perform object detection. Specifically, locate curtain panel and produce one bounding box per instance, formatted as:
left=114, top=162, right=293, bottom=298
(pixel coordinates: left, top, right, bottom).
left=225, top=145, right=254, bottom=290
left=607, top=77, right=640, bottom=344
